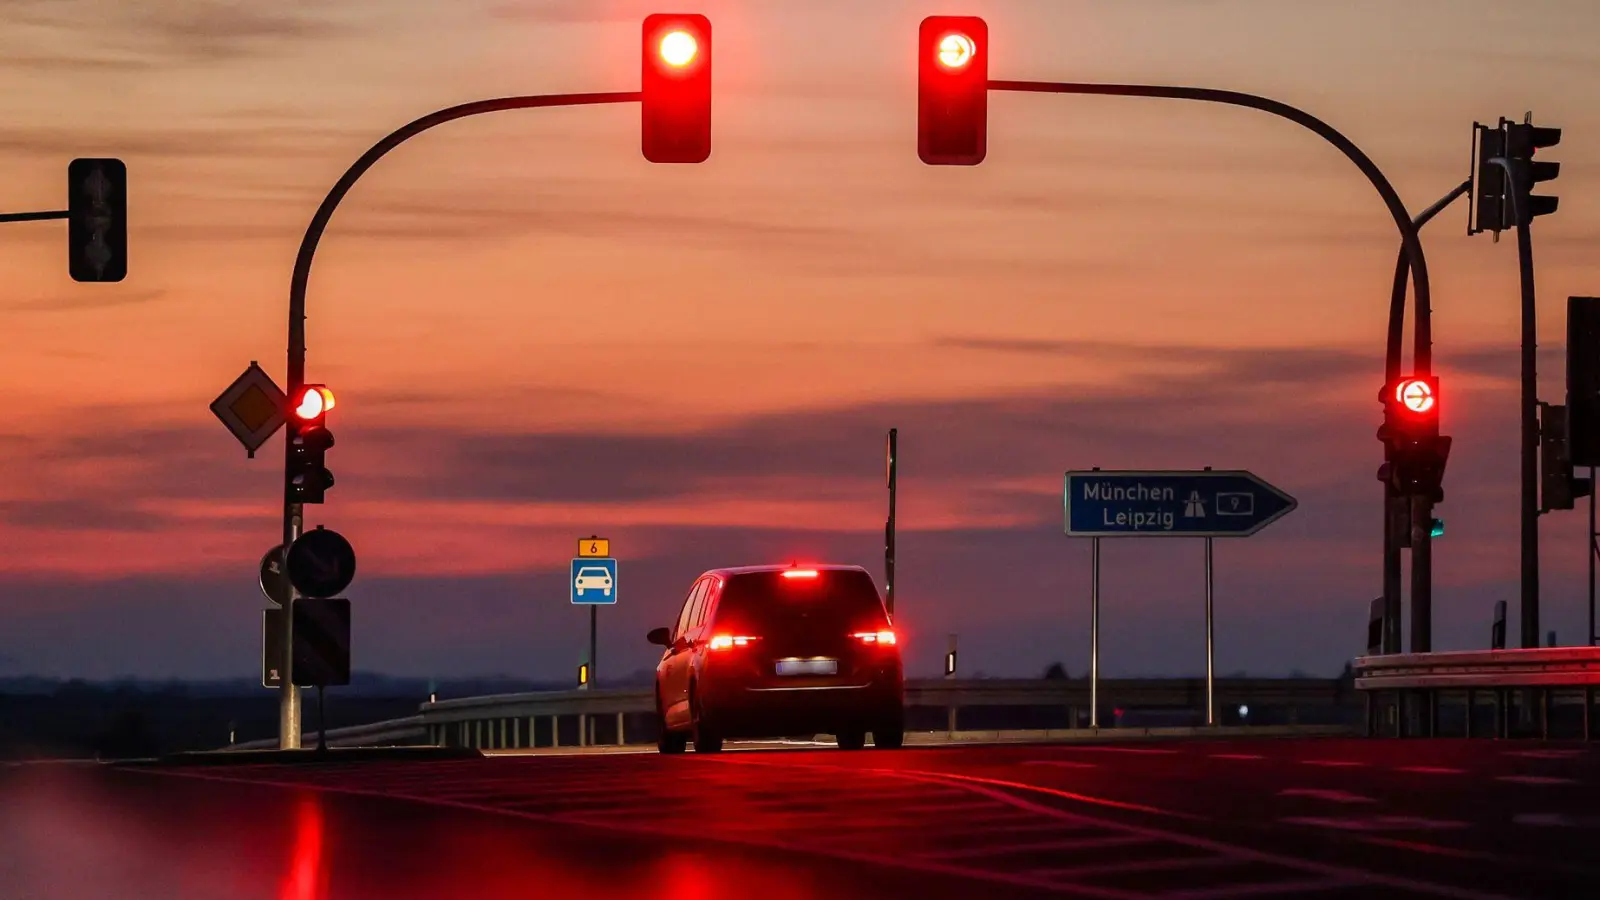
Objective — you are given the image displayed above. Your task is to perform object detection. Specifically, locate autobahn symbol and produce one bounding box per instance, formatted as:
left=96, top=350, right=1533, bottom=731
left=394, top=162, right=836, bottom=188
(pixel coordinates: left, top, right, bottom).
left=571, top=557, right=618, bottom=604
left=1064, top=470, right=1297, bottom=538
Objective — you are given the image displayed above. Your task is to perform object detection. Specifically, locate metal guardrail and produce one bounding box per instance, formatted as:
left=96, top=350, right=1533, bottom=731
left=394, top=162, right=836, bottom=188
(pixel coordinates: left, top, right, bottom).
left=224, top=677, right=1357, bottom=751
left=1352, top=647, right=1600, bottom=740
left=1353, top=646, right=1600, bottom=690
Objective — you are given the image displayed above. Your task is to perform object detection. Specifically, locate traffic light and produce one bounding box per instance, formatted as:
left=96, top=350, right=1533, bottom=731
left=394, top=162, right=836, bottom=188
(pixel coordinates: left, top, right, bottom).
left=1381, top=375, right=1451, bottom=503
left=1470, top=122, right=1506, bottom=235
left=287, top=384, right=336, bottom=504
left=1505, top=120, right=1560, bottom=224
left=641, top=13, right=711, bottom=164
left=578, top=663, right=590, bottom=688
left=1570, top=297, right=1600, bottom=467
left=67, top=158, right=127, bottom=282
left=918, top=16, right=988, bottom=166
left=1539, top=402, right=1592, bottom=513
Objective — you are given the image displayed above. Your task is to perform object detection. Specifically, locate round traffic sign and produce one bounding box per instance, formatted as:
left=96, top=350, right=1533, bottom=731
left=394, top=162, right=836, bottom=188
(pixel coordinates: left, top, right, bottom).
left=285, top=527, right=357, bottom=600
left=259, top=543, right=291, bottom=606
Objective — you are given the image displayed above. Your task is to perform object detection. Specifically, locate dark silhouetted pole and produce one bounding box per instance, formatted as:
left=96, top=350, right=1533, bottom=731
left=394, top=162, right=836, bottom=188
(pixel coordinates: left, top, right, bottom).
left=279, top=91, right=640, bottom=749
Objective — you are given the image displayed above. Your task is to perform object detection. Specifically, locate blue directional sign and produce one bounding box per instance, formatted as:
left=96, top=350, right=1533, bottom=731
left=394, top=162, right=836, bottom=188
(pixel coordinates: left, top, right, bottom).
left=1064, top=470, right=1297, bottom=538
left=570, top=557, right=618, bottom=604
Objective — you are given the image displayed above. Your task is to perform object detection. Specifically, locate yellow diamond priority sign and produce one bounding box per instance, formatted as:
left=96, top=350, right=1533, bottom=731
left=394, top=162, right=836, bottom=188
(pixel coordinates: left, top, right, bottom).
left=211, top=362, right=287, bottom=457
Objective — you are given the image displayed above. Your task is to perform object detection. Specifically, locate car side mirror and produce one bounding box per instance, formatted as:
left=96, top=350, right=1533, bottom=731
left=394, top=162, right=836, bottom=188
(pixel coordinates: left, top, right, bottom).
left=647, top=627, right=672, bottom=647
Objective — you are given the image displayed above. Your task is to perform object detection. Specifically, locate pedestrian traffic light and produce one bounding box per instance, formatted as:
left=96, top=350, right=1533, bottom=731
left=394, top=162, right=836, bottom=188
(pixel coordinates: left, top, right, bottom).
left=641, top=13, right=711, bottom=164
left=1381, top=375, right=1451, bottom=503
left=918, top=16, right=988, bottom=166
left=287, top=384, right=336, bottom=504
left=67, top=157, right=127, bottom=282
left=1505, top=120, right=1560, bottom=224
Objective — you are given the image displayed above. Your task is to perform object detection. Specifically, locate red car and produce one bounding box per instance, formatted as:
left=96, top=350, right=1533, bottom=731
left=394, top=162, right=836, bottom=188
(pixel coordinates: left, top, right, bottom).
left=647, top=563, right=905, bottom=753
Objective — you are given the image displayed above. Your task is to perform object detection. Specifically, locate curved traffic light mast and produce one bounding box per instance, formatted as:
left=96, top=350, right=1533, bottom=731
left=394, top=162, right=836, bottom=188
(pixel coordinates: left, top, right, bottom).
left=270, top=16, right=714, bottom=749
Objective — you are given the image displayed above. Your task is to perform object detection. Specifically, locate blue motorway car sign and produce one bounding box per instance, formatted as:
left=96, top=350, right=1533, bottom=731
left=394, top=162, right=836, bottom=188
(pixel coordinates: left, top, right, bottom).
left=1064, top=470, right=1297, bottom=538
left=570, top=557, right=618, bottom=604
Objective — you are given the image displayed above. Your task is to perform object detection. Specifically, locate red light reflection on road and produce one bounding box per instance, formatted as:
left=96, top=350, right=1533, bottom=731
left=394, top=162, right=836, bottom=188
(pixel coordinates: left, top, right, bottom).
left=281, top=793, right=328, bottom=900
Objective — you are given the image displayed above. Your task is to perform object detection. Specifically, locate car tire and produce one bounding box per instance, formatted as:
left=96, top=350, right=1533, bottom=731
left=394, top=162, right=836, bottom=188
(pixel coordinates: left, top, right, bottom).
left=657, top=715, right=687, bottom=754
left=836, top=730, right=867, bottom=751
left=690, top=687, right=723, bottom=754
left=872, top=725, right=904, bottom=749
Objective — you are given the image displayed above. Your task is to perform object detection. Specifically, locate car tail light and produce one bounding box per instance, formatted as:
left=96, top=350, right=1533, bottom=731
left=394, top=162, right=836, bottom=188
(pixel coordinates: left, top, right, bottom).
left=708, top=634, right=760, bottom=650
left=852, top=630, right=897, bottom=646
left=782, top=569, right=819, bottom=579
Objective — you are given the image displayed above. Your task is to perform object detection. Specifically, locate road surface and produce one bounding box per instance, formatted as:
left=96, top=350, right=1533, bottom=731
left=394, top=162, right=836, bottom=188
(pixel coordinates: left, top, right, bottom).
left=3, top=737, right=1597, bottom=899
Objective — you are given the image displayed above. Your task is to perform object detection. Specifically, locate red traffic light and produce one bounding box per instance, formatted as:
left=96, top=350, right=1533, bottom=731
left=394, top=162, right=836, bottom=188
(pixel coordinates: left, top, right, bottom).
left=1394, top=377, right=1436, bottom=416
left=292, top=385, right=335, bottom=422
left=918, top=16, right=988, bottom=166
left=642, top=14, right=711, bottom=164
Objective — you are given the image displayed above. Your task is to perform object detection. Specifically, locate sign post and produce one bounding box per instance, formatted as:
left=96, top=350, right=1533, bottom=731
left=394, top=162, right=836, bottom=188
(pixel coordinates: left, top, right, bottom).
left=1065, top=468, right=1298, bottom=727
left=574, top=537, right=615, bottom=688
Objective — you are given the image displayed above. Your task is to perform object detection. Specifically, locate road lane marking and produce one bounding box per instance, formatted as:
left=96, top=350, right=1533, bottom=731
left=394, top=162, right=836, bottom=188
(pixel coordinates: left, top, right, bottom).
left=1512, top=813, right=1600, bottom=827
left=1301, top=759, right=1366, bottom=767
left=1281, top=816, right=1468, bottom=832
left=1031, top=854, right=1242, bottom=879
left=1051, top=746, right=1179, bottom=755
left=1278, top=788, right=1377, bottom=804
left=1158, top=877, right=1358, bottom=900
left=1504, top=749, right=1584, bottom=759
left=1209, top=753, right=1264, bottom=760
left=1495, top=775, right=1577, bottom=785
left=856, top=769, right=1516, bottom=898
left=922, top=834, right=1149, bottom=861
left=1396, top=766, right=1465, bottom=775
left=1023, top=760, right=1099, bottom=769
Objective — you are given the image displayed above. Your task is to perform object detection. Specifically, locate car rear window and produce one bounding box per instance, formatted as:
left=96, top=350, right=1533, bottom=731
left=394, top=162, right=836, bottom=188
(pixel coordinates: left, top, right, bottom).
left=713, top=570, right=888, bottom=634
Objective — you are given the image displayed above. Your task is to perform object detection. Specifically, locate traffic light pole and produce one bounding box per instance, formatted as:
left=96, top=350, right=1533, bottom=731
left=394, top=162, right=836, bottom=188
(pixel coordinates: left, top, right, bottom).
left=886, top=428, right=898, bottom=618
left=989, top=81, right=1435, bottom=366
left=1386, top=179, right=1471, bottom=655
left=990, top=80, right=1440, bottom=659
left=1486, top=157, right=1542, bottom=648
left=277, top=91, right=640, bottom=750
left=0, top=210, right=68, bottom=223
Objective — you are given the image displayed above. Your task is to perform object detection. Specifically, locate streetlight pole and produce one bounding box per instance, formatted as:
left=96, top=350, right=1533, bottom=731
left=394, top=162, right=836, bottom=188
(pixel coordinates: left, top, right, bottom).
left=276, top=91, right=640, bottom=749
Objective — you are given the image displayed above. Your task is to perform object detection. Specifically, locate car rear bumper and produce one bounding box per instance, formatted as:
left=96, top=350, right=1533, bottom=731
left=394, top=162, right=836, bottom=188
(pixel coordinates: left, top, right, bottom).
left=700, top=677, right=904, bottom=738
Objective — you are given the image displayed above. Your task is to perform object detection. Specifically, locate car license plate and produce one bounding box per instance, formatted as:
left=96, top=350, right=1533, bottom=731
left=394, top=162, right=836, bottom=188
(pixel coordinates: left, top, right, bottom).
left=776, top=659, right=837, bottom=676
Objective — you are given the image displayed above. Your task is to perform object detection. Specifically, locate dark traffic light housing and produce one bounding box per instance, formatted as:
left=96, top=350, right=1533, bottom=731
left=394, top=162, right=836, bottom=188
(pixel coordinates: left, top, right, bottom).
left=641, top=13, right=711, bottom=164
left=1470, top=118, right=1560, bottom=234
left=1540, top=402, right=1592, bottom=513
left=288, top=384, right=336, bottom=504
left=918, top=16, right=988, bottom=165
left=1505, top=121, right=1561, bottom=223
left=1380, top=375, right=1450, bottom=503
left=1570, top=297, right=1600, bottom=467
left=67, top=157, right=127, bottom=282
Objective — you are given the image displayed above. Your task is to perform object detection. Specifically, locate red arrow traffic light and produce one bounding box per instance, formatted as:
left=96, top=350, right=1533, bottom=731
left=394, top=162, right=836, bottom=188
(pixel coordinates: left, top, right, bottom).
left=918, top=16, right=988, bottom=166
left=642, top=13, right=712, bottom=164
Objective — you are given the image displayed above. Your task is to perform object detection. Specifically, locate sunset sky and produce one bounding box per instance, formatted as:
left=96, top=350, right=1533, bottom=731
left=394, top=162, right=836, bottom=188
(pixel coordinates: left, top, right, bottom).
left=2, top=0, right=1599, bottom=682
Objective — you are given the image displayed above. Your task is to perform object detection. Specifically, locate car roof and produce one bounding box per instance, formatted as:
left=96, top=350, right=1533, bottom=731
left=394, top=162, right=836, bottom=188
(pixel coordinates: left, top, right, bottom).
left=699, top=563, right=871, bottom=580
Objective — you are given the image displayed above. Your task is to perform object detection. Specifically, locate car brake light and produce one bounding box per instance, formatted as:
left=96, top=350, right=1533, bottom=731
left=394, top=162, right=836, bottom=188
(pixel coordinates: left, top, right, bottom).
left=782, top=570, right=819, bottom=579
left=708, top=634, right=760, bottom=650
left=852, top=631, right=896, bottom=646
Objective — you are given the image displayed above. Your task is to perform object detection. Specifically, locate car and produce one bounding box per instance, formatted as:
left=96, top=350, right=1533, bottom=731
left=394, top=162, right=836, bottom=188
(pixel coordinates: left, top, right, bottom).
left=646, top=563, right=905, bottom=753
left=574, top=566, right=613, bottom=597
